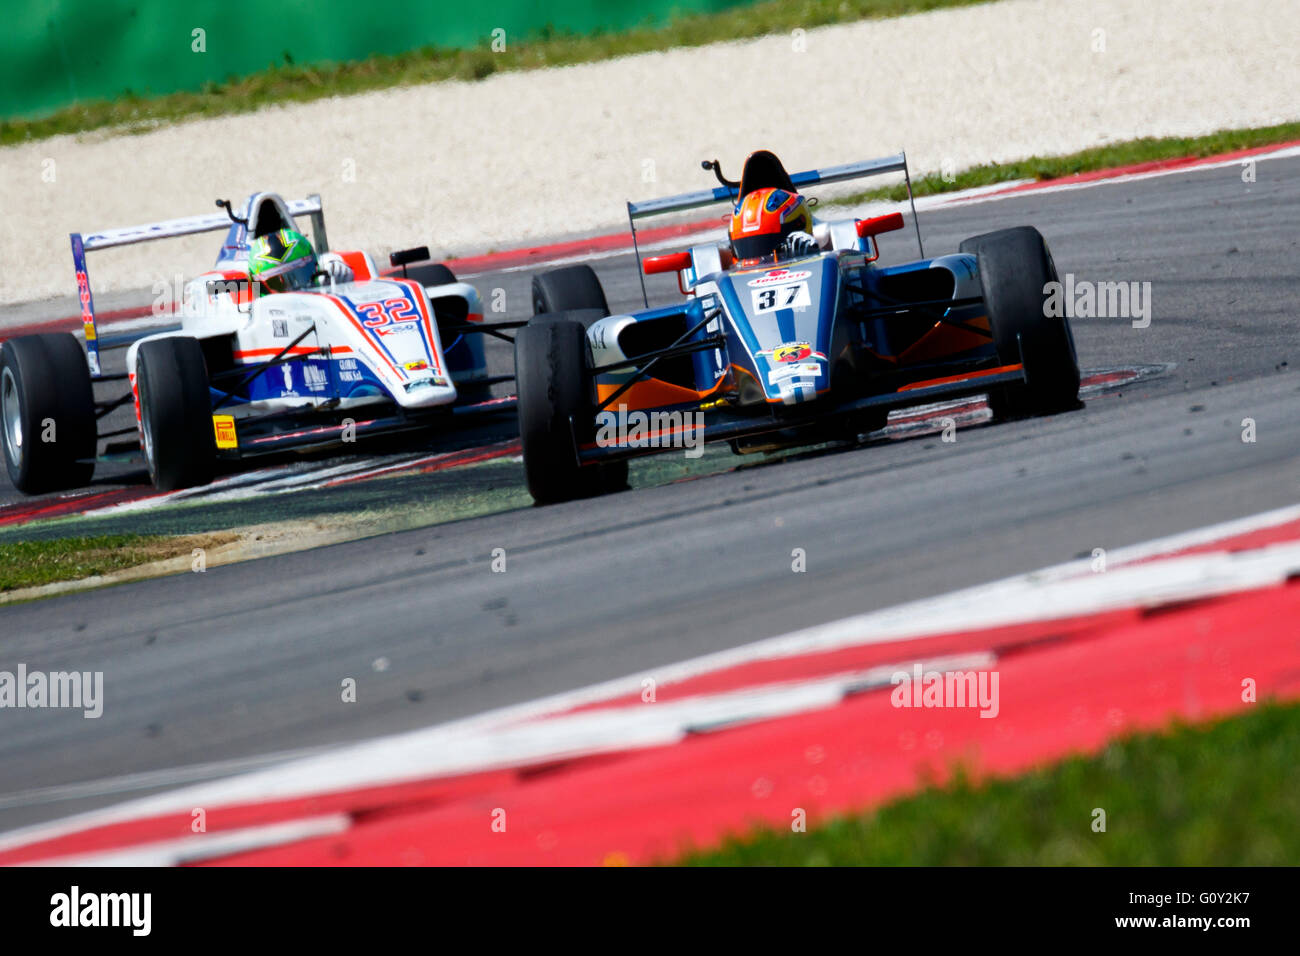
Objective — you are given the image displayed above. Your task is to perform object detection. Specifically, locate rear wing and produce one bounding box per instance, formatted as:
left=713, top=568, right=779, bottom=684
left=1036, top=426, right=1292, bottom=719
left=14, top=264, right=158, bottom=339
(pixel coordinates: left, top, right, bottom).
left=625, top=152, right=924, bottom=306
left=70, top=194, right=327, bottom=376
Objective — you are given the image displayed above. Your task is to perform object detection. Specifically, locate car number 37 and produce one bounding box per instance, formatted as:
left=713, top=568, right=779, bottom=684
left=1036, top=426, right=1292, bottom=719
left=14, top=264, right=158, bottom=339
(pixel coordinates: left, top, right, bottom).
left=752, top=282, right=810, bottom=313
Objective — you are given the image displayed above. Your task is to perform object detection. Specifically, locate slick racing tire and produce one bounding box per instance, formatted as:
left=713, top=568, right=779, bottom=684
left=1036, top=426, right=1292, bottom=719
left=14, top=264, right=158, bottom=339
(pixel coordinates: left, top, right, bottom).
left=528, top=307, right=608, bottom=330
left=135, top=337, right=216, bottom=491
left=959, top=226, right=1080, bottom=418
left=531, top=265, right=610, bottom=317
left=403, top=262, right=457, bottom=289
left=0, top=333, right=96, bottom=494
left=514, top=315, right=626, bottom=504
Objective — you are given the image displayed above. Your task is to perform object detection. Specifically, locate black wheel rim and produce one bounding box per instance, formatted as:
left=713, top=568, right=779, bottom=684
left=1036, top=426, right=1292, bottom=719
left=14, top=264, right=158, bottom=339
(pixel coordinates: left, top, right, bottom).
left=0, top=365, right=23, bottom=470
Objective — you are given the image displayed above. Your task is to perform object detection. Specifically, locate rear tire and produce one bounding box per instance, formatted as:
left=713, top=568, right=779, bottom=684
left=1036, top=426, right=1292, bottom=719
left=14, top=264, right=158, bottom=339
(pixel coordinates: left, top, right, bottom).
left=514, top=316, right=625, bottom=504
left=402, top=262, right=457, bottom=288
left=136, top=337, right=216, bottom=491
left=959, top=226, right=1080, bottom=417
left=532, top=265, right=609, bottom=317
left=0, top=333, right=96, bottom=493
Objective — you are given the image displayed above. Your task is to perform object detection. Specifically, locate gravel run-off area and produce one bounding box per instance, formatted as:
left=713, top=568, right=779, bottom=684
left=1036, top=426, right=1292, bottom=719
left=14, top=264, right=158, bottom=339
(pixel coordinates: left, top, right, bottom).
left=1, top=0, right=1297, bottom=306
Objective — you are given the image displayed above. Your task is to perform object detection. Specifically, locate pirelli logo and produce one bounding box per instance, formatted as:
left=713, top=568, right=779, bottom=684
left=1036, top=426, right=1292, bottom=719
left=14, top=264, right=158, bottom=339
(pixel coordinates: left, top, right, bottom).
left=212, top=415, right=238, bottom=449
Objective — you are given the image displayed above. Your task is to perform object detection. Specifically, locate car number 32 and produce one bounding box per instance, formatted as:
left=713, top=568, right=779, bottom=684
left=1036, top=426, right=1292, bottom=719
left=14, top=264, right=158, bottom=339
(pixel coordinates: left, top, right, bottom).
left=751, top=282, right=810, bottom=313
left=356, top=297, right=420, bottom=328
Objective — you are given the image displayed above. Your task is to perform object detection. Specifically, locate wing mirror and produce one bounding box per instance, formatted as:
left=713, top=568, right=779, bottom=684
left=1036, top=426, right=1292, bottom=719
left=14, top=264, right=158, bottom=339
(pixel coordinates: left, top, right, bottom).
left=855, top=212, right=905, bottom=238
left=642, top=251, right=692, bottom=275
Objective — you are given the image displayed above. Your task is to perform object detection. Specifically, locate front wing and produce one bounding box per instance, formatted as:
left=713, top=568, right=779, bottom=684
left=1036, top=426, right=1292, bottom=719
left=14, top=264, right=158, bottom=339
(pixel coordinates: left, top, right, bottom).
left=572, top=363, right=1025, bottom=465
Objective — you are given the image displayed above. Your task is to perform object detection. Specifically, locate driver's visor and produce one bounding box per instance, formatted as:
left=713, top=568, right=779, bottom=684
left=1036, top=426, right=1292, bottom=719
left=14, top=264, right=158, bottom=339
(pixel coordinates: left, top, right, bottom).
left=730, top=233, right=784, bottom=261
left=257, top=257, right=316, bottom=293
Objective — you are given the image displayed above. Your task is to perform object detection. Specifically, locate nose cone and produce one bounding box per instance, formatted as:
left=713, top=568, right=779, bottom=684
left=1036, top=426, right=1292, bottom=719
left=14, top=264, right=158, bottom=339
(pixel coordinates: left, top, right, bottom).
left=761, top=342, right=828, bottom=405
left=722, top=257, right=835, bottom=405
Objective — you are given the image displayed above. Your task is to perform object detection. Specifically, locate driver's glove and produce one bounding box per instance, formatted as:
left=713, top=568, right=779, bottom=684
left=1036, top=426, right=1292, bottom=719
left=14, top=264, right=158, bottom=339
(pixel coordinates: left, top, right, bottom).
left=781, top=231, right=819, bottom=258
left=318, top=252, right=355, bottom=285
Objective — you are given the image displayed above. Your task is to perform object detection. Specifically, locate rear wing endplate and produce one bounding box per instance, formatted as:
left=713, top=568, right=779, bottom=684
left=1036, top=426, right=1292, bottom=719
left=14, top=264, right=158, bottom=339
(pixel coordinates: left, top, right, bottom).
left=624, top=152, right=925, bottom=306
left=70, top=195, right=326, bottom=377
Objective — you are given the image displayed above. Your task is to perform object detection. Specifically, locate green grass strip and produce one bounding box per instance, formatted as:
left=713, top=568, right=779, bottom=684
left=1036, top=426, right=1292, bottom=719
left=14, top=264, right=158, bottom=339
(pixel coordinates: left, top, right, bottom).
left=832, top=121, right=1300, bottom=205
left=2, top=0, right=990, bottom=145
left=679, top=700, right=1300, bottom=865
left=0, top=533, right=185, bottom=591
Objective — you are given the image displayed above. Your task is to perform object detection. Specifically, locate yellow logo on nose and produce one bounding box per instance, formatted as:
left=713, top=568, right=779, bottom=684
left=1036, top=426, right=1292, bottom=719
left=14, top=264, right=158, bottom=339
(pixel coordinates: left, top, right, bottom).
left=772, top=343, right=812, bottom=363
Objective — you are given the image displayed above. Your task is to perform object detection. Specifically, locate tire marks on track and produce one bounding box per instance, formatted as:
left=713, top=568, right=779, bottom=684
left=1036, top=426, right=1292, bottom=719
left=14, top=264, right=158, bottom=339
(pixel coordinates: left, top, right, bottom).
left=0, top=366, right=1163, bottom=531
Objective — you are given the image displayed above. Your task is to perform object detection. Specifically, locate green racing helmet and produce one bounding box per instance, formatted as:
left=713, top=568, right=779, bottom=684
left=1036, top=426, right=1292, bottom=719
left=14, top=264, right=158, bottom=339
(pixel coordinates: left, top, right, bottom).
left=248, top=228, right=317, bottom=293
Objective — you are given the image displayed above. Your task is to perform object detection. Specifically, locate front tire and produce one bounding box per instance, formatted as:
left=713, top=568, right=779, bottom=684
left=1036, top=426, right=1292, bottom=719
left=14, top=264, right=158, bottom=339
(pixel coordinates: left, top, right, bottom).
left=959, top=226, right=1080, bottom=417
left=0, top=333, right=96, bottom=493
left=527, top=307, right=608, bottom=330
left=531, top=265, right=609, bottom=317
left=136, top=337, right=216, bottom=491
left=514, top=316, right=625, bottom=504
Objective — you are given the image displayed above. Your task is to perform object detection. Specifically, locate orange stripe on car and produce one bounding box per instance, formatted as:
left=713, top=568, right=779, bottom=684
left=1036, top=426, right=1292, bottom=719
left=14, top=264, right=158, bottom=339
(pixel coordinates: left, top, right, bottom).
left=232, top=346, right=353, bottom=360
left=596, top=368, right=732, bottom=411
left=897, top=362, right=1024, bottom=392
left=334, top=250, right=374, bottom=281
left=897, top=314, right=993, bottom=364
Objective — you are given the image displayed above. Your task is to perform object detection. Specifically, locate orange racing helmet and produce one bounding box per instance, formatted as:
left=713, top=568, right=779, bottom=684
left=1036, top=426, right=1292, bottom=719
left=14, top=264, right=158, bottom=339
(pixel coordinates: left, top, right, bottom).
left=728, top=187, right=813, bottom=261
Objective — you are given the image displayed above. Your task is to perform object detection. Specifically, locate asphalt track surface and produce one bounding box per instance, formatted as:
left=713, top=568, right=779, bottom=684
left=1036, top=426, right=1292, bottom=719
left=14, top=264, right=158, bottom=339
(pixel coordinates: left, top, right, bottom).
left=1, top=156, right=1298, bottom=832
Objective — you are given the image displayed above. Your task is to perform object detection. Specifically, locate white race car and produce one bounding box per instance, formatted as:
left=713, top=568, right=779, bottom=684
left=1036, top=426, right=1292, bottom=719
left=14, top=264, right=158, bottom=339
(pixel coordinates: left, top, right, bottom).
left=1, top=191, right=520, bottom=493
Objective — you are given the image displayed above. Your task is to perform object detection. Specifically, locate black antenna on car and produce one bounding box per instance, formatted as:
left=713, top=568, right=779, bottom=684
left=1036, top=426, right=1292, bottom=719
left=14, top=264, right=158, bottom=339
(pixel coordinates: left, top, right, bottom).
left=701, top=159, right=739, bottom=191
left=215, top=198, right=249, bottom=227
